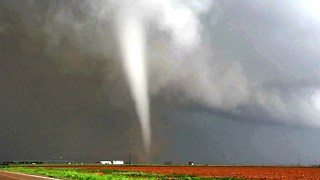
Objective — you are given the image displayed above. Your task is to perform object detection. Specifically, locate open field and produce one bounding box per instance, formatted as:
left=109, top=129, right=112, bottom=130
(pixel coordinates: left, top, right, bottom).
left=0, top=165, right=236, bottom=180
left=3, top=165, right=320, bottom=179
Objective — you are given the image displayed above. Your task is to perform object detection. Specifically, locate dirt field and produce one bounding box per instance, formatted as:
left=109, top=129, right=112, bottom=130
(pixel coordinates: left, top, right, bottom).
left=35, top=165, right=320, bottom=179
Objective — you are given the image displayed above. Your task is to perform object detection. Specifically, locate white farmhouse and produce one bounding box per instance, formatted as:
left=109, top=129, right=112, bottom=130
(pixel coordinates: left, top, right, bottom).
left=100, top=160, right=112, bottom=165
left=99, top=160, right=124, bottom=165
left=112, top=160, right=124, bottom=165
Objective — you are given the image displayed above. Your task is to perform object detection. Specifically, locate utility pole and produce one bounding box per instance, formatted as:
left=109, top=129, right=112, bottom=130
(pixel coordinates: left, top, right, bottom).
left=298, top=153, right=301, bottom=166
left=128, top=152, right=131, bottom=165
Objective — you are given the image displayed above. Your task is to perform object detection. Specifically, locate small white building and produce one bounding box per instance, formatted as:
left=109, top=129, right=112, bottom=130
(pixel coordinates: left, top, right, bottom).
left=99, top=160, right=124, bottom=165
left=112, top=160, right=124, bottom=165
left=100, top=160, right=112, bottom=165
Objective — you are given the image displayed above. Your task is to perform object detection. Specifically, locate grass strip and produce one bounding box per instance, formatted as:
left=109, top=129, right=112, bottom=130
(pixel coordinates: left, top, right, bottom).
left=1, top=167, right=134, bottom=180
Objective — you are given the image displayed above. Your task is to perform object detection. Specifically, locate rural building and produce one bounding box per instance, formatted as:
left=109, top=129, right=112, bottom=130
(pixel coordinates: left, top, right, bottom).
left=112, top=160, right=124, bottom=165
left=100, top=160, right=112, bottom=165
left=99, top=160, right=124, bottom=165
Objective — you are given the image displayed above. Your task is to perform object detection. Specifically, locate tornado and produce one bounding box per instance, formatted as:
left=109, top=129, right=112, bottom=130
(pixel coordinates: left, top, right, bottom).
left=116, top=11, right=151, bottom=154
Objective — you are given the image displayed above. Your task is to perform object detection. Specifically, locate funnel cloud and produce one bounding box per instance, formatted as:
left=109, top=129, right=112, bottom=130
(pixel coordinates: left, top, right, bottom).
left=116, top=8, right=150, bottom=154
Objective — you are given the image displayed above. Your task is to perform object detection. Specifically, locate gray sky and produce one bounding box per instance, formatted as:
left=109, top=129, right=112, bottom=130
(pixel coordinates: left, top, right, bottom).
left=1, top=0, right=320, bottom=164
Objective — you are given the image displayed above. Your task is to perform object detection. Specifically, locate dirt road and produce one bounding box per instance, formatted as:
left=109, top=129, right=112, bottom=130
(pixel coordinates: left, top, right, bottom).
left=0, top=170, right=60, bottom=180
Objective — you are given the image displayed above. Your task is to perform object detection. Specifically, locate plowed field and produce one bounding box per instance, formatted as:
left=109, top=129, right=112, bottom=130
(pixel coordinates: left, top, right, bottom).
left=35, top=165, right=320, bottom=179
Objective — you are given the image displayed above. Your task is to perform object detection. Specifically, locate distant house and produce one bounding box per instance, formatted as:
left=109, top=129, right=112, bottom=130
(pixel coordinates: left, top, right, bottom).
left=112, top=160, right=124, bottom=165
left=99, top=160, right=124, bottom=165
left=100, top=160, right=112, bottom=165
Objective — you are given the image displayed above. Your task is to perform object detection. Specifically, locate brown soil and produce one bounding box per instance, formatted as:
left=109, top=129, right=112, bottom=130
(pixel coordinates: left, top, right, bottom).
left=31, top=165, right=320, bottom=179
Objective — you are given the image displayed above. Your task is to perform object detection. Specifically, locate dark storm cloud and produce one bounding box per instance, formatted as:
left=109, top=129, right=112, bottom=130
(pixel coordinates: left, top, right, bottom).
left=190, top=0, right=320, bottom=127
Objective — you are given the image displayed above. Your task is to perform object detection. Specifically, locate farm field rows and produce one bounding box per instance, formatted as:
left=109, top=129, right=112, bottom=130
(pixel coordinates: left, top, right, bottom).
left=7, top=165, right=320, bottom=179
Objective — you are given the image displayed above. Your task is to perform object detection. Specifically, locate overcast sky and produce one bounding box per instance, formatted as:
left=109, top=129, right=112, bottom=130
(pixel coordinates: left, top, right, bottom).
left=1, top=0, right=320, bottom=165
